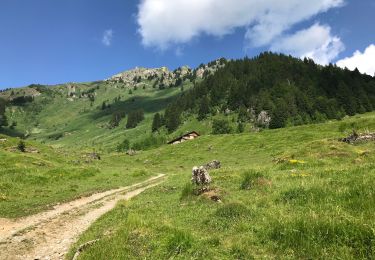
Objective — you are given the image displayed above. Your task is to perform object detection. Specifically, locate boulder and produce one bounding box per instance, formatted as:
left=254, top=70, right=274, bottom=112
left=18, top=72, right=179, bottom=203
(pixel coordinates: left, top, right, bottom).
left=257, top=111, right=271, bottom=128
left=340, top=131, right=375, bottom=144
left=191, top=166, right=212, bottom=185
left=126, top=149, right=137, bottom=156
left=204, top=160, right=221, bottom=170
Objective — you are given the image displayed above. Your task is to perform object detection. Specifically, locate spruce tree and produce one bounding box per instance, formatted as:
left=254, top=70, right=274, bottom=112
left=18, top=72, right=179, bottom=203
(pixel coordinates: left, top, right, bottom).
left=198, top=96, right=210, bottom=120
left=152, top=113, right=162, bottom=132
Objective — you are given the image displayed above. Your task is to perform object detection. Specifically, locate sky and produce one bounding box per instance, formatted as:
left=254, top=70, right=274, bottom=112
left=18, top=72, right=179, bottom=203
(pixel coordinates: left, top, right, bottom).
left=0, top=0, right=374, bottom=89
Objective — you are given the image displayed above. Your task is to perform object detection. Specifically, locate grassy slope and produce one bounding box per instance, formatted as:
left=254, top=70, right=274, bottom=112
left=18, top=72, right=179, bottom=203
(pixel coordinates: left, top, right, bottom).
left=4, top=80, right=193, bottom=151
left=0, top=135, right=155, bottom=218
left=63, top=112, right=375, bottom=259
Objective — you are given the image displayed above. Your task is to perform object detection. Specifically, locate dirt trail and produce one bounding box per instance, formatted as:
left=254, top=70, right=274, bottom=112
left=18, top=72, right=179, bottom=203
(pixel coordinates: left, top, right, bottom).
left=0, top=174, right=165, bottom=260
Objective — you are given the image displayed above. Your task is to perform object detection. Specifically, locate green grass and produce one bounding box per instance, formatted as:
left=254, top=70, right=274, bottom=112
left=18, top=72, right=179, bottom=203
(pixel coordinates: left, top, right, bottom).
left=3, top=80, right=196, bottom=151
left=60, top=112, right=375, bottom=259
left=0, top=134, right=155, bottom=218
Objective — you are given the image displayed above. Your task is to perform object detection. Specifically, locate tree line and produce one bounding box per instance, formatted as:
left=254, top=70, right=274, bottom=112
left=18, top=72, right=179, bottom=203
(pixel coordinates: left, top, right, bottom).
left=0, top=97, right=7, bottom=128
left=152, top=52, right=375, bottom=132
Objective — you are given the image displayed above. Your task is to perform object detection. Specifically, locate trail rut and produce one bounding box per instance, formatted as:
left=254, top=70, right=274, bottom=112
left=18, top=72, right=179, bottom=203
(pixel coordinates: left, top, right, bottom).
left=0, top=174, right=165, bottom=260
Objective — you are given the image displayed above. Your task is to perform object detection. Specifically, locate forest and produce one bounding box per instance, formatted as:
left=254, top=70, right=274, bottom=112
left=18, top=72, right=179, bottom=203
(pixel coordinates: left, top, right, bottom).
left=158, top=52, right=375, bottom=131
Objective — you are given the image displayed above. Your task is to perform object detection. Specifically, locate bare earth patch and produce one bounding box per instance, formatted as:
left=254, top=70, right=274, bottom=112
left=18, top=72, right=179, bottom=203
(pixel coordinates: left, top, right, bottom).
left=0, top=174, right=165, bottom=260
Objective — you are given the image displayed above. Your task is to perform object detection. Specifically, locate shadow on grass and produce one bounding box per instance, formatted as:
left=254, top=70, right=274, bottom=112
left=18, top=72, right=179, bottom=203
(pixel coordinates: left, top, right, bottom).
left=0, top=127, right=24, bottom=138
left=90, top=89, right=183, bottom=120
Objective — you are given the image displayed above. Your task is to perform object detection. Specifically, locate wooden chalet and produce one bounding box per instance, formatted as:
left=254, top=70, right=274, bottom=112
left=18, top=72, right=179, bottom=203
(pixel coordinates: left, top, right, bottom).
left=167, top=131, right=200, bottom=145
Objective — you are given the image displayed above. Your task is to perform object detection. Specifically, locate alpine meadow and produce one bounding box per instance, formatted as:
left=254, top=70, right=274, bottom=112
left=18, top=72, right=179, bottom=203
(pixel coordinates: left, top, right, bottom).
left=1, top=1, right=375, bottom=259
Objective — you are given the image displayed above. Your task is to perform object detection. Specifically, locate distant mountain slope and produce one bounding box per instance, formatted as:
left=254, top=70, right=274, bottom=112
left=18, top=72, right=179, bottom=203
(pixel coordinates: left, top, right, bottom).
left=0, top=60, right=225, bottom=150
left=1, top=53, right=374, bottom=151
left=161, top=52, right=375, bottom=131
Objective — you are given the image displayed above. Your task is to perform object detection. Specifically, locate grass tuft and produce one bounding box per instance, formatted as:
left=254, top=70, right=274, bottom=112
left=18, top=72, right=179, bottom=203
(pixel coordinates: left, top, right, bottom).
left=215, top=202, right=250, bottom=220
left=240, top=170, right=266, bottom=190
left=180, top=182, right=195, bottom=200
left=166, top=229, right=194, bottom=257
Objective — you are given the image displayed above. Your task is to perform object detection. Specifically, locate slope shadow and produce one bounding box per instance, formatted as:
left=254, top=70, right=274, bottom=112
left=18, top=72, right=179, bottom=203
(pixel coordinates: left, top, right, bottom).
left=0, top=127, right=24, bottom=138
left=90, top=91, right=182, bottom=120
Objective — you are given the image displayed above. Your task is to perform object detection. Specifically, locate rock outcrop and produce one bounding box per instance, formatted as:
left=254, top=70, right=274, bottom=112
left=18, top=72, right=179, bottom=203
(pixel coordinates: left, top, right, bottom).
left=340, top=131, right=375, bottom=144
left=191, top=166, right=212, bottom=185
left=105, top=58, right=226, bottom=88
left=257, top=111, right=272, bottom=128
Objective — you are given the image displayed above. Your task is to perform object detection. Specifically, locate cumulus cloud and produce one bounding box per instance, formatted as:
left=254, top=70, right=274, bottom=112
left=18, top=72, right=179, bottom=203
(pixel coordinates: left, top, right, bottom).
left=337, top=44, right=375, bottom=76
left=137, top=0, right=343, bottom=49
left=271, top=23, right=345, bottom=65
left=102, top=29, right=113, bottom=46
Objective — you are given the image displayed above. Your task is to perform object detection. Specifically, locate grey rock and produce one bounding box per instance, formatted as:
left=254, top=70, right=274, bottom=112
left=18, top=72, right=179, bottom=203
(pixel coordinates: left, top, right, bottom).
left=191, top=166, right=212, bottom=185
left=203, top=160, right=221, bottom=170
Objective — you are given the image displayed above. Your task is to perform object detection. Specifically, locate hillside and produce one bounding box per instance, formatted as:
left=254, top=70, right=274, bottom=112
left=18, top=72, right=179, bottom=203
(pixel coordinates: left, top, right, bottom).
left=1, top=53, right=374, bottom=154
left=0, top=60, right=226, bottom=151
left=65, top=112, right=375, bottom=259
left=2, top=112, right=372, bottom=259
left=0, top=54, right=375, bottom=259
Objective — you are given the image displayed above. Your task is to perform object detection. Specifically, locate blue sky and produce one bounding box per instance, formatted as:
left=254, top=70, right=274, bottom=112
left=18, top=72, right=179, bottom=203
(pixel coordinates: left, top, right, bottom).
left=0, top=0, right=374, bottom=89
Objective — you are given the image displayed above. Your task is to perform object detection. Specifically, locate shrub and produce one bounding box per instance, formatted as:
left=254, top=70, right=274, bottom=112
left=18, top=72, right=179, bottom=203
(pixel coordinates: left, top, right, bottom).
left=116, top=139, right=130, bottom=152
left=212, top=119, right=232, bottom=134
left=17, top=140, right=26, bottom=152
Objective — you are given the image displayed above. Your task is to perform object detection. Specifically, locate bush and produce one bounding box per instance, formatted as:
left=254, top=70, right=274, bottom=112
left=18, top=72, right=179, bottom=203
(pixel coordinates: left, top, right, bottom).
left=17, top=140, right=26, bottom=152
left=116, top=139, right=130, bottom=152
left=212, top=119, right=232, bottom=134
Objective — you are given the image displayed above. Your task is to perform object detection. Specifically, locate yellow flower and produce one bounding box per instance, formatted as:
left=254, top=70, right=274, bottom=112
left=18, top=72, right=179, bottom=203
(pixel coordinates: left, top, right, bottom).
left=289, top=159, right=306, bottom=164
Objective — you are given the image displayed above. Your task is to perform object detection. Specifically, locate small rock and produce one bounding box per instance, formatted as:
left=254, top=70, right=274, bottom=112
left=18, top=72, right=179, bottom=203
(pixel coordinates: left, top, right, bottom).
left=203, top=160, right=221, bottom=170
left=126, top=149, right=136, bottom=156
left=191, top=166, right=211, bottom=185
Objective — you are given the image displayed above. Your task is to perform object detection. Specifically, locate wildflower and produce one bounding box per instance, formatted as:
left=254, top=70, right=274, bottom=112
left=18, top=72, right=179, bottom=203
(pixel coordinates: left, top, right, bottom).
left=289, top=159, right=306, bottom=164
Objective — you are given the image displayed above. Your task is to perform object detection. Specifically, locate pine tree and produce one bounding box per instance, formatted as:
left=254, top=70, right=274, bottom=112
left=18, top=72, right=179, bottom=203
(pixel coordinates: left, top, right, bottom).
left=126, top=109, right=144, bottom=129
left=198, top=96, right=210, bottom=120
left=164, top=104, right=181, bottom=132
left=152, top=113, right=162, bottom=132
left=0, top=98, right=8, bottom=128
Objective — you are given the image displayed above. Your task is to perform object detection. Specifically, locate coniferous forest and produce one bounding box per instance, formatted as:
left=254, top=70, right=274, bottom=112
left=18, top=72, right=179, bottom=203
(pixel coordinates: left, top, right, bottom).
left=162, top=52, right=375, bottom=131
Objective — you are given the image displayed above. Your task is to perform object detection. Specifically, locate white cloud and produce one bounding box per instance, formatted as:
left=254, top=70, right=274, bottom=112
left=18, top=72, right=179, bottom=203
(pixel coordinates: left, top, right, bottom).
left=102, top=29, right=113, bottom=46
left=136, top=0, right=344, bottom=49
left=271, top=23, right=345, bottom=65
left=337, top=44, right=375, bottom=76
